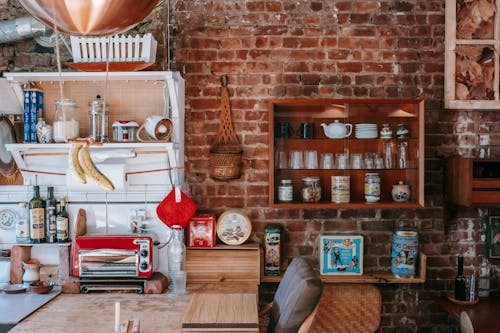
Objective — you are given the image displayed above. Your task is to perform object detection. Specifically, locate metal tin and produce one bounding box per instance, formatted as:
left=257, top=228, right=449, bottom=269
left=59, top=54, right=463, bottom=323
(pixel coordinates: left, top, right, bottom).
left=278, top=179, right=293, bottom=202
left=364, top=173, right=380, bottom=203
left=23, top=88, right=44, bottom=143
left=301, top=176, right=321, bottom=203
left=331, top=176, right=350, bottom=203
left=264, top=225, right=282, bottom=276
left=391, top=229, right=418, bottom=277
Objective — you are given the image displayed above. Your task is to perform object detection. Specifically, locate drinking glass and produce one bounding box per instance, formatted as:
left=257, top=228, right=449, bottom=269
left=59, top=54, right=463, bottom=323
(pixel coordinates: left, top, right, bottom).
left=364, top=153, right=374, bottom=169
left=304, top=150, right=318, bottom=169
left=398, top=141, right=408, bottom=169
left=350, top=153, right=364, bottom=169
left=289, top=150, right=304, bottom=169
left=373, top=153, right=384, bottom=169
left=169, top=270, right=187, bottom=296
left=383, top=141, right=394, bottom=169
left=275, top=150, right=288, bottom=169
left=320, top=153, right=334, bottom=169
left=335, top=153, right=348, bottom=169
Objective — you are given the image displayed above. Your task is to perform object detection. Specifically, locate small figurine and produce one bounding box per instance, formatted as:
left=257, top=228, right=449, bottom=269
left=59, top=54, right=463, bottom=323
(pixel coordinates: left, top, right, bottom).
left=396, top=123, right=409, bottom=139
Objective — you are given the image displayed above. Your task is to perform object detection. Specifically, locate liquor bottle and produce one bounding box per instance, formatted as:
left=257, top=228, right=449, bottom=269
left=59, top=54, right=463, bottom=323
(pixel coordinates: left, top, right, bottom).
left=29, top=185, right=45, bottom=243
left=454, top=254, right=467, bottom=301
left=16, top=202, right=30, bottom=244
left=45, top=187, right=57, bottom=243
left=56, top=197, right=69, bottom=243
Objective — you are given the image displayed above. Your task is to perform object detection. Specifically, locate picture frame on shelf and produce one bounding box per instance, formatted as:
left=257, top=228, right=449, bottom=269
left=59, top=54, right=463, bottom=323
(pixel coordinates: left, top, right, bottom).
left=486, top=216, right=500, bottom=258
left=319, top=234, right=363, bottom=275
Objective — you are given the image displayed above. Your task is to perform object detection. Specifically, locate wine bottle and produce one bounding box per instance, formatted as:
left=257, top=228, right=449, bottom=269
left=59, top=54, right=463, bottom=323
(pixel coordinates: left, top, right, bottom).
left=29, top=185, right=45, bottom=244
left=56, top=197, right=69, bottom=243
left=454, top=254, right=467, bottom=301
left=45, top=186, right=57, bottom=243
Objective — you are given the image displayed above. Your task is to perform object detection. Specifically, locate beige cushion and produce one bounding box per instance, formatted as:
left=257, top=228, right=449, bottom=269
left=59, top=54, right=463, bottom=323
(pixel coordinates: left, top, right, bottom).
left=268, top=257, right=323, bottom=333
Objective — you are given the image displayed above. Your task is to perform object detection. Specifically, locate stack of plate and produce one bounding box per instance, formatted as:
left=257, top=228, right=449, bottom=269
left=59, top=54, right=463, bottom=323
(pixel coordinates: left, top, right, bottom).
left=355, top=123, right=378, bottom=139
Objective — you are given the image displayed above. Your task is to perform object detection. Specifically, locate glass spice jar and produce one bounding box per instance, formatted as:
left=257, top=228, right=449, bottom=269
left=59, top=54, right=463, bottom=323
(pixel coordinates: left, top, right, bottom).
left=301, top=176, right=321, bottom=203
left=278, top=179, right=294, bottom=203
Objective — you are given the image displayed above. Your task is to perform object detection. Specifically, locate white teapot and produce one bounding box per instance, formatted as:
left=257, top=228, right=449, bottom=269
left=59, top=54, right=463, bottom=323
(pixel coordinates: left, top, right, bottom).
left=320, top=120, right=352, bottom=139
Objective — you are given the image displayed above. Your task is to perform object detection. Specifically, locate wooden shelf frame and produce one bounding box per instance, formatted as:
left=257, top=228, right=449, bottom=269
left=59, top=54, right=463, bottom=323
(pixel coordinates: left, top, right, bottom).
left=444, top=0, right=500, bottom=109
left=261, top=253, right=427, bottom=284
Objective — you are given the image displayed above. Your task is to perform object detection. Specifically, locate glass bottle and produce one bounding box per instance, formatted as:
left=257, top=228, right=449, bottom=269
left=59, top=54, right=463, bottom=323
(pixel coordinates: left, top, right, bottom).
left=16, top=202, right=30, bottom=244
left=56, top=198, right=69, bottom=243
left=53, top=99, right=79, bottom=143
left=478, top=256, right=490, bottom=297
left=29, top=185, right=45, bottom=244
left=454, top=254, right=467, bottom=301
left=45, top=187, right=57, bottom=243
left=167, top=225, right=186, bottom=273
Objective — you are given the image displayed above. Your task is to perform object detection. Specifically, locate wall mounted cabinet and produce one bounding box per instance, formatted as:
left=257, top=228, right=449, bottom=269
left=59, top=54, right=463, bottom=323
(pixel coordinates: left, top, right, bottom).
left=447, top=156, right=500, bottom=206
left=268, top=99, right=424, bottom=209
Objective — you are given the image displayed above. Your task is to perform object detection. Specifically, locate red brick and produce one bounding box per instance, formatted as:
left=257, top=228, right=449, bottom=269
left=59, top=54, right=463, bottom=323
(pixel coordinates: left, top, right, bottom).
left=265, top=1, right=282, bottom=11
left=337, top=62, right=363, bottom=72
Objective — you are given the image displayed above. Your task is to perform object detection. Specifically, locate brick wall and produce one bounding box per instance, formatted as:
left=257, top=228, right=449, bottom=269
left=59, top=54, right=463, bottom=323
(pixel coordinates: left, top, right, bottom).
left=2, top=0, right=499, bottom=332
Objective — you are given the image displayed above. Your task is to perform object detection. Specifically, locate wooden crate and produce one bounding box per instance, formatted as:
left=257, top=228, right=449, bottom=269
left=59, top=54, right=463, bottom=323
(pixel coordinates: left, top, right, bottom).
left=185, top=243, right=260, bottom=284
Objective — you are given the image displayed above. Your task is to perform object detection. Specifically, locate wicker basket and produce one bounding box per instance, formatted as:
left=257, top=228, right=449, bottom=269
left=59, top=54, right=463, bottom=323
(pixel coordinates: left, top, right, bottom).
left=209, top=76, right=242, bottom=180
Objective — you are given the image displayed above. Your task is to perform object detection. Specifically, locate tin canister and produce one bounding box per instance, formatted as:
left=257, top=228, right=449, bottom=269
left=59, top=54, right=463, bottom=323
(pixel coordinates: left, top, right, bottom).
left=364, top=173, right=380, bottom=203
left=264, top=225, right=282, bottom=276
left=23, top=88, right=44, bottom=143
left=331, top=176, right=350, bottom=203
left=391, top=229, right=419, bottom=277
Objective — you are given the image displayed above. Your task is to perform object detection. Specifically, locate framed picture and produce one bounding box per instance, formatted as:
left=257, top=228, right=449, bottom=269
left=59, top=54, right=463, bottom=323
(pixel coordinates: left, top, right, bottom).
left=487, top=216, right=500, bottom=258
left=319, top=234, right=363, bottom=275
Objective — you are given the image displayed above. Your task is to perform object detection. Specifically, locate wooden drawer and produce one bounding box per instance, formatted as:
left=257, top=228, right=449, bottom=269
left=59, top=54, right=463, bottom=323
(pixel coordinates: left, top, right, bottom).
left=185, top=243, right=261, bottom=284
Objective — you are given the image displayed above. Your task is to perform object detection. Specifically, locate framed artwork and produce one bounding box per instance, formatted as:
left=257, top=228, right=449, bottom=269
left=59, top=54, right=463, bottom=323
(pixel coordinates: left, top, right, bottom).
left=319, top=234, right=363, bottom=275
left=487, top=216, right=500, bottom=258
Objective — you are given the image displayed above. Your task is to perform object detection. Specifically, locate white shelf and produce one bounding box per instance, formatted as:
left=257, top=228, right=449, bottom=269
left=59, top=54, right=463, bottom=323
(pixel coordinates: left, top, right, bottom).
left=6, top=142, right=177, bottom=151
left=3, top=71, right=180, bottom=83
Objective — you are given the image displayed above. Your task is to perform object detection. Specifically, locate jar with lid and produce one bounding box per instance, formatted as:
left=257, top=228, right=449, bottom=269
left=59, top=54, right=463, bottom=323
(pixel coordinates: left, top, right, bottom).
left=88, top=95, right=109, bottom=142
left=53, top=99, right=79, bottom=142
left=364, top=173, right=381, bottom=203
left=278, top=179, right=293, bottom=203
left=301, top=176, right=321, bottom=203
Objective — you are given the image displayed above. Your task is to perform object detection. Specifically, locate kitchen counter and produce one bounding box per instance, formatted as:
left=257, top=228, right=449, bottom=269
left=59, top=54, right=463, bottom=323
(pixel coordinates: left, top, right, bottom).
left=10, top=283, right=258, bottom=333
left=0, top=286, right=61, bottom=324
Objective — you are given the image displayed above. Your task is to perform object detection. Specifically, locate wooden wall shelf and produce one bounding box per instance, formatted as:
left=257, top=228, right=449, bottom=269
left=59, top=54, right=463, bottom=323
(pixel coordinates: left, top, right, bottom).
left=269, top=98, right=425, bottom=209
left=261, top=253, right=426, bottom=284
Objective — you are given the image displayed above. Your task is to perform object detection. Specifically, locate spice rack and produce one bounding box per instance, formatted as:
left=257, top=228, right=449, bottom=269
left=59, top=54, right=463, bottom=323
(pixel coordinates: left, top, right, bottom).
left=268, top=99, right=424, bottom=209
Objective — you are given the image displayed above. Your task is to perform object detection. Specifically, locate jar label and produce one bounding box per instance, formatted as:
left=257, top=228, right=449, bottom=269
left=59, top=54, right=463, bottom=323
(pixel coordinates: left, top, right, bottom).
left=278, top=186, right=293, bottom=202
left=30, top=208, right=45, bottom=240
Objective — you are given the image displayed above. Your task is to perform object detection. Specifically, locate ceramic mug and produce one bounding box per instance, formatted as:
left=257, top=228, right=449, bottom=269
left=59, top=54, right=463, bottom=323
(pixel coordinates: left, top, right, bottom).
left=137, top=115, right=173, bottom=142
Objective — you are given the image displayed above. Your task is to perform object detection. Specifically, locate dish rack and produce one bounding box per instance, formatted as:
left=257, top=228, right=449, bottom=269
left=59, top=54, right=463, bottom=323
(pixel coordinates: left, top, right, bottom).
left=70, top=33, right=157, bottom=63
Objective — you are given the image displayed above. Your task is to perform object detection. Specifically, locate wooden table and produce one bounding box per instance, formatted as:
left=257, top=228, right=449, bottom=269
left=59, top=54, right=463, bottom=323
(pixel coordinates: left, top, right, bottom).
left=10, top=284, right=258, bottom=333
left=182, top=293, right=259, bottom=332
left=437, top=296, right=500, bottom=333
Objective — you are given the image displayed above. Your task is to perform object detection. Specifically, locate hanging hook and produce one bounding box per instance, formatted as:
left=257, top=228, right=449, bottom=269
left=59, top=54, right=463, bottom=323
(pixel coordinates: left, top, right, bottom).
left=221, top=74, right=228, bottom=87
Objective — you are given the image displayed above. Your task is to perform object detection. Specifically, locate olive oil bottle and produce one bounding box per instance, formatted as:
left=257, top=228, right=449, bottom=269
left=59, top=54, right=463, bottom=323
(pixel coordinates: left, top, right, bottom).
left=45, top=186, right=57, bottom=243
left=56, top=198, right=69, bottom=243
left=29, top=185, right=45, bottom=243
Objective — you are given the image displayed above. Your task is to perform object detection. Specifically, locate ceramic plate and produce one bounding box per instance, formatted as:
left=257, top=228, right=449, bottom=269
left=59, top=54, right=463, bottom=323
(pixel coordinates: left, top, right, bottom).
left=0, top=209, right=17, bottom=230
left=3, top=284, right=27, bottom=294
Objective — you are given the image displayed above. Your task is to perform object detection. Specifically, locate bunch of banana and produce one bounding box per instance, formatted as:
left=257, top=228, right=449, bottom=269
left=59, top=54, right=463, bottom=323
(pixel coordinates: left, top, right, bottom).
left=68, top=142, right=115, bottom=191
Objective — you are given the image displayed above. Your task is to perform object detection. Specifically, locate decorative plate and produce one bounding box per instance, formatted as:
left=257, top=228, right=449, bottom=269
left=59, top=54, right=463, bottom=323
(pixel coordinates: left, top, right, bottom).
left=3, top=284, right=27, bottom=294
left=64, top=61, right=154, bottom=72
left=216, top=210, right=252, bottom=246
left=0, top=209, right=17, bottom=230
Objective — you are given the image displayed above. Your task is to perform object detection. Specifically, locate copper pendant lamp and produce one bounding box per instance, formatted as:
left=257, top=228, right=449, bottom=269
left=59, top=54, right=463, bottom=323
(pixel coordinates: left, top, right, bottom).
left=18, top=0, right=161, bottom=36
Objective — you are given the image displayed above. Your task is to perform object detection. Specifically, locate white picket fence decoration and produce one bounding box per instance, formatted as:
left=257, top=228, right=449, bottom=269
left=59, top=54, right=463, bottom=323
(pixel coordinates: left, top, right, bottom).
left=70, top=33, right=157, bottom=63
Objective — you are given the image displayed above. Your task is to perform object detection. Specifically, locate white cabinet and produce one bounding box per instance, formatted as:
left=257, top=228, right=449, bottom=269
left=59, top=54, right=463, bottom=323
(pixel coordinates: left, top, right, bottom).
left=3, top=71, right=185, bottom=194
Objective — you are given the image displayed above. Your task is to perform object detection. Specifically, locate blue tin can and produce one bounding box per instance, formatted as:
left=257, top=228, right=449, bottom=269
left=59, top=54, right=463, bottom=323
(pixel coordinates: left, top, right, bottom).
left=23, top=88, right=44, bottom=143
left=391, top=229, right=418, bottom=277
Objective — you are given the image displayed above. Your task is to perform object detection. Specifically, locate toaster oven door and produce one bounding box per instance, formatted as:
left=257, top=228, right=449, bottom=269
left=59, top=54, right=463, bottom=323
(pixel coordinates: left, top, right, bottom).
left=79, top=249, right=139, bottom=277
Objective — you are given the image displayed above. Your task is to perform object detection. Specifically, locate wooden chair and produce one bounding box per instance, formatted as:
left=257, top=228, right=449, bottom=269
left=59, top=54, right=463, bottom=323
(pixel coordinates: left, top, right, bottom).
left=260, top=257, right=323, bottom=333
